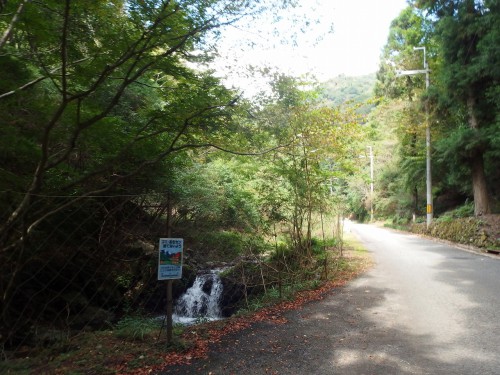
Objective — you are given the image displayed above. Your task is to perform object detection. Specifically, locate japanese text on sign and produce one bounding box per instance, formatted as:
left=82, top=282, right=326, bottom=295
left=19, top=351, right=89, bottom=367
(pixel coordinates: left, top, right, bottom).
left=158, top=238, right=183, bottom=280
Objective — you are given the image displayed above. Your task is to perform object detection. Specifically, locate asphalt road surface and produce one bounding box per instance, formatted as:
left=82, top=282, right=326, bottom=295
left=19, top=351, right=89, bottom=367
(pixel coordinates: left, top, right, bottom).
left=160, top=223, right=500, bottom=374
left=347, top=222, right=500, bottom=374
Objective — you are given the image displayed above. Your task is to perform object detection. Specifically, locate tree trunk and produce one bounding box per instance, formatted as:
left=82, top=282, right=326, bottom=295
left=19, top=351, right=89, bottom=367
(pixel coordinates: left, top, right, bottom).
left=467, top=90, right=491, bottom=216
left=470, top=154, right=491, bottom=215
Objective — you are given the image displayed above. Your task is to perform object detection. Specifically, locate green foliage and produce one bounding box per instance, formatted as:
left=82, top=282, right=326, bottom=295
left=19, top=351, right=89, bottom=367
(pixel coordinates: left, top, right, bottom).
left=253, top=75, right=363, bottom=256
left=114, top=315, right=160, bottom=342
left=0, top=0, right=367, bottom=354
left=310, top=237, right=338, bottom=257
left=115, top=274, right=134, bottom=290
left=184, top=159, right=258, bottom=223
left=435, top=201, right=474, bottom=222
left=0, top=0, right=253, bottom=259
left=1, top=0, right=276, bottom=349
left=375, top=6, right=432, bottom=100
left=239, top=278, right=323, bottom=314
left=195, top=231, right=248, bottom=259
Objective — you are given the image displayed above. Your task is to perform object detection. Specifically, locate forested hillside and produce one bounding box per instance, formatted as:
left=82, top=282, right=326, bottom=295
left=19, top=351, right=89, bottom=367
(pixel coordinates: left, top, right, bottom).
left=319, top=74, right=376, bottom=110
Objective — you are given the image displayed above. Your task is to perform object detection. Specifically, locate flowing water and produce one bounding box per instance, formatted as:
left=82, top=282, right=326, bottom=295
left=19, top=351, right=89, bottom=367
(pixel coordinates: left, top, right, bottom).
left=173, top=269, right=224, bottom=324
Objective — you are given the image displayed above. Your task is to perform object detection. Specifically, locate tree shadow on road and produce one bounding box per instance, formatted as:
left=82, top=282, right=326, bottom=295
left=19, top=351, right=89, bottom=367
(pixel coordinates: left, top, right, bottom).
left=157, top=266, right=499, bottom=375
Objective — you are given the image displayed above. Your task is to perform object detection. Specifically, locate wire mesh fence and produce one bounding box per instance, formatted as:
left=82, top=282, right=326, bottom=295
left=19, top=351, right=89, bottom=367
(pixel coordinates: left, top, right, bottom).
left=1, top=192, right=343, bottom=362
left=1, top=195, right=167, bottom=355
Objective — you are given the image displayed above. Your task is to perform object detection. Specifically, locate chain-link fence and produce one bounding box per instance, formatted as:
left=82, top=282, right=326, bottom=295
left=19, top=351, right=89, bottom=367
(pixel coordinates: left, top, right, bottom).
left=1, top=195, right=171, bottom=355
left=1, top=192, right=343, bottom=363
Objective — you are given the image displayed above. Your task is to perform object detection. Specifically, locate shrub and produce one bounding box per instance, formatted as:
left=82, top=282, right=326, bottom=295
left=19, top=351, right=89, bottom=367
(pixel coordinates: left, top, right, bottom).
left=435, top=201, right=474, bottom=221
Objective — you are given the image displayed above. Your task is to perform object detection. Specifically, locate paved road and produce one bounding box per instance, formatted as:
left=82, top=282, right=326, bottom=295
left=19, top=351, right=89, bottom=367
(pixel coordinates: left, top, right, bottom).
left=160, top=224, right=500, bottom=374
left=347, top=223, right=500, bottom=374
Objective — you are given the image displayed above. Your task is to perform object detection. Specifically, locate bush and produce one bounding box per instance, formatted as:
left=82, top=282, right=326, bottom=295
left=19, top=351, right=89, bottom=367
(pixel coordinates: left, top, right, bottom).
left=190, top=231, right=270, bottom=263
left=435, top=201, right=474, bottom=221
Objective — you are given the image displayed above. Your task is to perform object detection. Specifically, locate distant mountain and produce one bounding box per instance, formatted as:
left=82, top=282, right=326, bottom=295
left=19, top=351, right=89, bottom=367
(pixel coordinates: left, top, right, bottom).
left=318, top=74, right=376, bottom=113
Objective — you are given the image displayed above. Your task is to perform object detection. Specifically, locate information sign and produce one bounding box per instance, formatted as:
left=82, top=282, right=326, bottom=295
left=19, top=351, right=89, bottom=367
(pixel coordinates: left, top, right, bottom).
left=158, top=238, right=183, bottom=280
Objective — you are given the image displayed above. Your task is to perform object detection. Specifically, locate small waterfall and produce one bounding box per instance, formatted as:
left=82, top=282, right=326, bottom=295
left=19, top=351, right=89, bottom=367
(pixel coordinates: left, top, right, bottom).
left=173, top=269, right=224, bottom=324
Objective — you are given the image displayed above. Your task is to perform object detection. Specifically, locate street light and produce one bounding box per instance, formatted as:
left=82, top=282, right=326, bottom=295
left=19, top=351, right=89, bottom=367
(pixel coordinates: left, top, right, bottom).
left=396, top=46, right=433, bottom=228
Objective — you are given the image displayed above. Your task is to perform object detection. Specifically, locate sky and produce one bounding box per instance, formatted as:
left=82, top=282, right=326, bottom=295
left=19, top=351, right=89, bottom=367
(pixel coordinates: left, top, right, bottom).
left=213, top=0, right=409, bottom=93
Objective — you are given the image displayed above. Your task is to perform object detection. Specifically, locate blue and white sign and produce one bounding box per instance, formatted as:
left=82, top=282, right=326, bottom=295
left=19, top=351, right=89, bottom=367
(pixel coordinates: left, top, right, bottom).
left=158, top=238, right=183, bottom=280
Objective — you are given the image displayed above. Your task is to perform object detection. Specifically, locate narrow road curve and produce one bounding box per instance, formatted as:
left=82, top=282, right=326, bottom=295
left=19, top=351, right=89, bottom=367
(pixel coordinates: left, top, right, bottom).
left=159, top=224, right=500, bottom=374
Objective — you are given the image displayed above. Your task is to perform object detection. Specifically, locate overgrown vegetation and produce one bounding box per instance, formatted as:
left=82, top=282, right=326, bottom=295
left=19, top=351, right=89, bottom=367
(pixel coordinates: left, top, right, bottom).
left=0, top=236, right=370, bottom=375
left=0, top=0, right=365, bottom=361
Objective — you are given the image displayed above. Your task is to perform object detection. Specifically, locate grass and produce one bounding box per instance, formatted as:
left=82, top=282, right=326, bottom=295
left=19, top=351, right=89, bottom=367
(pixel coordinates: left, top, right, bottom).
left=343, top=232, right=369, bottom=254
left=336, top=233, right=373, bottom=275
left=114, top=315, right=162, bottom=342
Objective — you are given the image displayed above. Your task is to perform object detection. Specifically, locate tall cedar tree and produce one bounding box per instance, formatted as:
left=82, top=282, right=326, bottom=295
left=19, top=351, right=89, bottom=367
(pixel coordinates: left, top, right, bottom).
left=415, top=0, right=499, bottom=215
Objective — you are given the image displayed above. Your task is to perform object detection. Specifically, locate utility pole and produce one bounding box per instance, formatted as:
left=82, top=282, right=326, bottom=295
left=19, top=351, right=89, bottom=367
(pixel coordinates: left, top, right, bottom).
left=368, top=146, right=374, bottom=222
left=396, top=46, right=433, bottom=227
left=359, top=147, right=374, bottom=222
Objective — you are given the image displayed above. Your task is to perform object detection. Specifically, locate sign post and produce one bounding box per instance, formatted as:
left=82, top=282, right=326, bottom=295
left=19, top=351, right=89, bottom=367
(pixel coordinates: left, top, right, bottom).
left=166, top=280, right=173, bottom=343
left=158, top=238, right=183, bottom=344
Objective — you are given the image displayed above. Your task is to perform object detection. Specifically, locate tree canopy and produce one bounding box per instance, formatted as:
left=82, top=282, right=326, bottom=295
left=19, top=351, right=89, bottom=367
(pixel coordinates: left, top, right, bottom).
left=0, top=0, right=365, bottom=350
left=372, top=1, right=499, bottom=221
